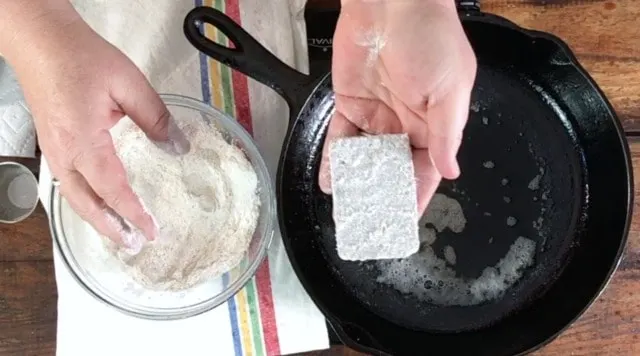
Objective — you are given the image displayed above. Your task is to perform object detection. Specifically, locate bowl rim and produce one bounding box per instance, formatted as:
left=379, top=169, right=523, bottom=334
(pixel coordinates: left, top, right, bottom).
left=0, top=161, right=39, bottom=224
left=49, top=93, right=275, bottom=320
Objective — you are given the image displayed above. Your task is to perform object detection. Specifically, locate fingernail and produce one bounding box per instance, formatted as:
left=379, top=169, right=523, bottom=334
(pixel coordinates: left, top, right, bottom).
left=451, top=161, right=461, bottom=178
left=153, top=116, right=190, bottom=155
left=122, top=228, right=144, bottom=255
left=319, top=166, right=333, bottom=194
left=119, top=217, right=143, bottom=252
left=149, top=213, right=160, bottom=242
left=428, top=150, right=461, bottom=179
left=103, top=208, right=144, bottom=255
left=167, top=116, right=191, bottom=154
left=137, top=196, right=157, bottom=241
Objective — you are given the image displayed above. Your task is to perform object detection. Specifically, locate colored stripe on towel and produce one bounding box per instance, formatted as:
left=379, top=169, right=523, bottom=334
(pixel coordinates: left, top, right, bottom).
left=208, top=1, right=255, bottom=353
left=196, top=0, right=281, bottom=355
left=223, top=2, right=282, bottom=355
left=197, top=0, right=244, bottom=354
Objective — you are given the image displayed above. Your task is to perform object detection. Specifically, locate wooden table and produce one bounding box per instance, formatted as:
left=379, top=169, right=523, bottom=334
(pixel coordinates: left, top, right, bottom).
left=1, top=0, right=639, bottom=355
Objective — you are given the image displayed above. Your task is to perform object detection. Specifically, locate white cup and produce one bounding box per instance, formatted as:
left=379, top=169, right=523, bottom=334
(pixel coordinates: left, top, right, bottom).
left=0, top=162, right=39, bottom=223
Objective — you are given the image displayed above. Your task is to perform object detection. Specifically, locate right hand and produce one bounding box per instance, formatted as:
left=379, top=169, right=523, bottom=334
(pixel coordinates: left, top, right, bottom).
left=319, top=0, right=476, bottom=213
left=9, top=7, right=170, bottom=248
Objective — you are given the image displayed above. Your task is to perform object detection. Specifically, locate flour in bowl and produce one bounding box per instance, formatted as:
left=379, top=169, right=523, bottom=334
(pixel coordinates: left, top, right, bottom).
left=104, top=117, right=260, bottom=291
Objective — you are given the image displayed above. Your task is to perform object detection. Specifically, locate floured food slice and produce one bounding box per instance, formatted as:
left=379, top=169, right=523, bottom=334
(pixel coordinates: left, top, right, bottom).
left=329, top=133, right=419, bottom=261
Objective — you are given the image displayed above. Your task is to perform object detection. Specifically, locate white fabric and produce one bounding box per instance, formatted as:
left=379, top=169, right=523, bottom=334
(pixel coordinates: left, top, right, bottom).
left=36, top=1, right=329, bottom=355
left=0, top=58, right=35, bottom=158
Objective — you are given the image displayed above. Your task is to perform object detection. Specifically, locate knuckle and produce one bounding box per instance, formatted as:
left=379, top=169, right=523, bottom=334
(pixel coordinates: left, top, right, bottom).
left=51, top=130, right=83, bottom=168
left=129, top=206, right=150, bottom=227
left=82, top=204, right=106, bottom=227
left=69, top=149, right=87, bottom=170
left=104, top=189, right=124, bottom=209
left=69, top=133, right=113, bottom=170
left=75, top=147, right=135, bottom=214
left=105, top=188, right=149, bottom=230
left=56, top=129, right=76, bottom=152
left=149, top=110, right=171, bottom=136
left=61, top=188, right=104, bottom=223
left=70, top=142, right=103, bottom=171
left=99, top=179, right=130, bottom=208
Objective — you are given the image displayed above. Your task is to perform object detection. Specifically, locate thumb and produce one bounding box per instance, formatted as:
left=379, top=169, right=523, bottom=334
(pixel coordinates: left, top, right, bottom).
left=111, top=66, right=171, bottom=142
left=425, top=85, right=472, bottom=180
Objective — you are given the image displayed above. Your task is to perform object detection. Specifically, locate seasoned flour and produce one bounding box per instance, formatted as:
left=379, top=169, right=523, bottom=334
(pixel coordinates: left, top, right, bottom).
left=106, top=117, right=260, bottom=291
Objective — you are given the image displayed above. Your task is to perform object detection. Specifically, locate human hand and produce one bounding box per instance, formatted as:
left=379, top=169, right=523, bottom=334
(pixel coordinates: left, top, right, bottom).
left=4, top=4, right=172, bottom=248
left=318, top=0, right=477, bottom=213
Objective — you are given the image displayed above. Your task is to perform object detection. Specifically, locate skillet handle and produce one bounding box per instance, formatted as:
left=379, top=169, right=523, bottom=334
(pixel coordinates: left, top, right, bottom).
left=330, top=319, right=390, bottom=355
left=183, top=7, right=314, bottom=113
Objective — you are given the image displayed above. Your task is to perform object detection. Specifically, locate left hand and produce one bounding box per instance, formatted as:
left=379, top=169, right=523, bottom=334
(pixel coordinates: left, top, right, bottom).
left=318, top=0, right=477, bottom=213
left=2, top=2, right=171, bottom=247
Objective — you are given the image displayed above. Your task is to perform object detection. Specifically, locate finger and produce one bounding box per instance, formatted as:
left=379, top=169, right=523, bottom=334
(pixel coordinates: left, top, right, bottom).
left=335, top=94, right=403, bottom=134
left=72, top=132, right=156, bottom=241
left=412, top=148, right=442, bottom=214
left=152, top=118, right=191, bottom=156
left=110, top=64, right=171, bottom=142
left=58, top=170, right=143, bottom=253
left=424, top=85, right=473, bottom=179
left=392, top=100, right=431, bottom=148
left=318, top=111, right=359, bottom=194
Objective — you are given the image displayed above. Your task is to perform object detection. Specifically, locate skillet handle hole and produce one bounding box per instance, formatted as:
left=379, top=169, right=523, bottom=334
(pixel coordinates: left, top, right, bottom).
left=196, top=21, right=237, bottom=50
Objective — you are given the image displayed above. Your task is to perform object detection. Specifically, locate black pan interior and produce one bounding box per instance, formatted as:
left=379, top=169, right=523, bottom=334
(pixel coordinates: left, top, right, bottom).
left=278, top=15, right=631, bottom=355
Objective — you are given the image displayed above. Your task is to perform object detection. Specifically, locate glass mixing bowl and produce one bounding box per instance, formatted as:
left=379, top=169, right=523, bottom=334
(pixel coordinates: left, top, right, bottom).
left=49, top=94, right=275, bottom=320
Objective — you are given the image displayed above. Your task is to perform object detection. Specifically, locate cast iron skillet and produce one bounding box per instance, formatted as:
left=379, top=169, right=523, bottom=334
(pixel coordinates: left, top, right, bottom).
left=184, top=1, right=633, bottom=355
